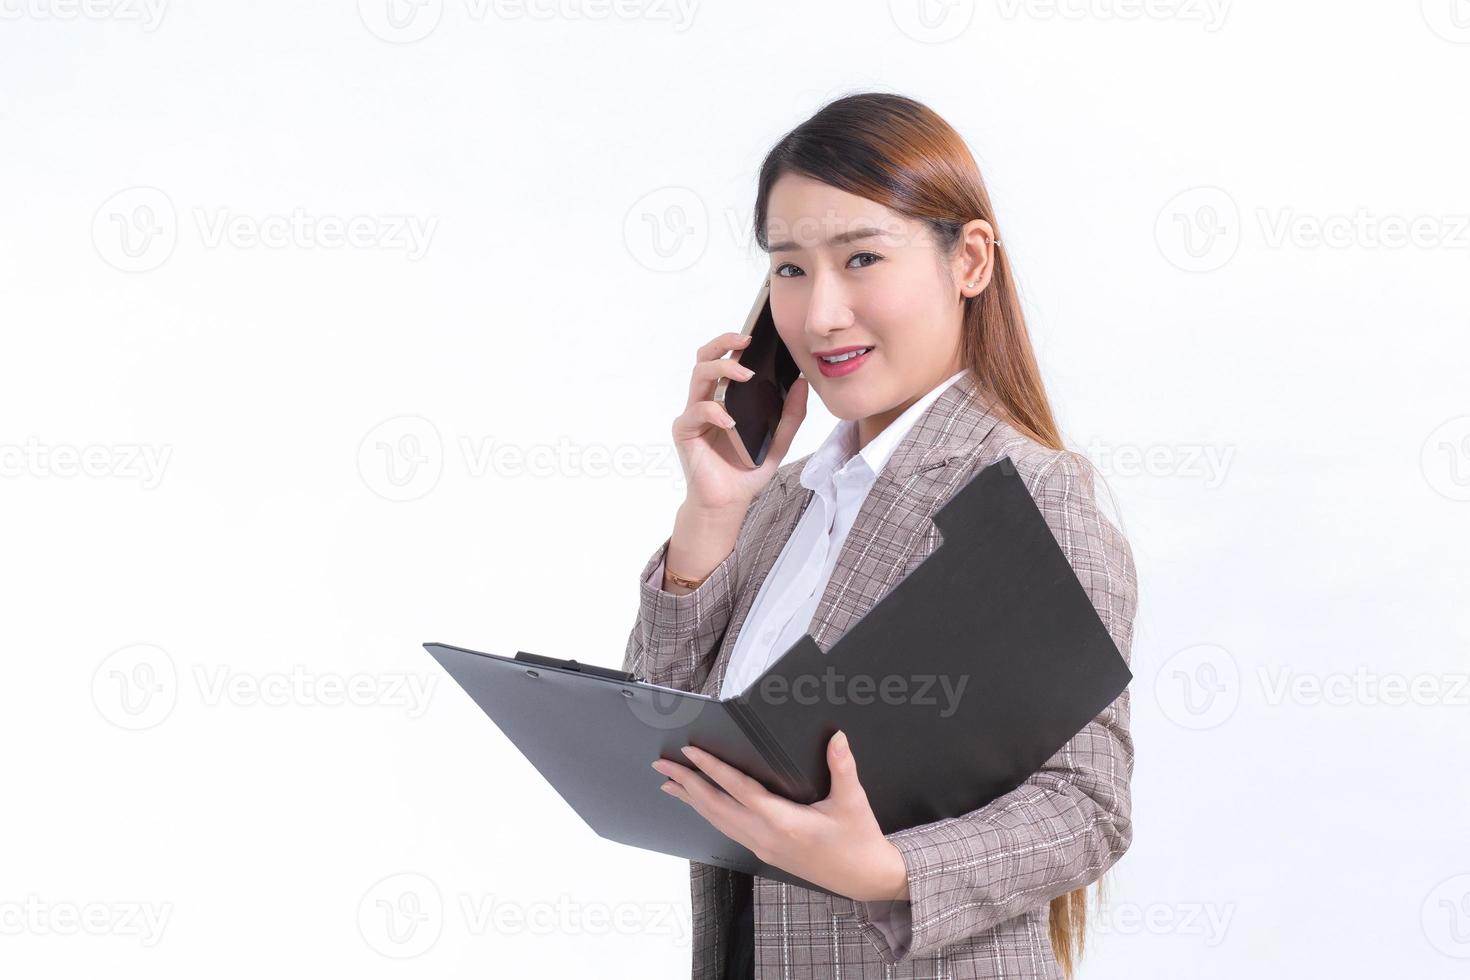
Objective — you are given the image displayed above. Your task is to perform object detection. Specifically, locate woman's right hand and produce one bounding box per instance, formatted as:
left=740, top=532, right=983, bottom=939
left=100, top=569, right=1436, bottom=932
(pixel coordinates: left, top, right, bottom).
left=673, top=331, right=809, bottom=520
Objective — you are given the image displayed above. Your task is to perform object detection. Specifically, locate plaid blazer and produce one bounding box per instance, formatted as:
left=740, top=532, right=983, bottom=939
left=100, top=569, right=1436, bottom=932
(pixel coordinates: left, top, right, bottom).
left=623, top=370, right=1138, bottom=979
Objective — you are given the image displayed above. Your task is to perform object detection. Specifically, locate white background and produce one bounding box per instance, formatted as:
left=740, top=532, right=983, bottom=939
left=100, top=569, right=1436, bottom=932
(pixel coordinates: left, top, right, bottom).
left=2, top=1, right=1468, bottom=977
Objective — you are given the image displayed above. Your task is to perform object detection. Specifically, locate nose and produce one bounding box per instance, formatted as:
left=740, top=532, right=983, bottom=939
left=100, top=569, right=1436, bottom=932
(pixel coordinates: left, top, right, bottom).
left=801, top=274, right=855, bottom=348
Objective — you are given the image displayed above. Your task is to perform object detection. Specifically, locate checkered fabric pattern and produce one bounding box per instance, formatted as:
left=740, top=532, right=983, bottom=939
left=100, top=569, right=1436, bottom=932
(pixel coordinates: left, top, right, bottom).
left=623, top=370, right=1138, bottom=979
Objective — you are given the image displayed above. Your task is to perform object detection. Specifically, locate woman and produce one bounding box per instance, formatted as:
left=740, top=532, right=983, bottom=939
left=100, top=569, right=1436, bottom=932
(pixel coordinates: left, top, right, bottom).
left=623, top=92, right=1138, bottom=980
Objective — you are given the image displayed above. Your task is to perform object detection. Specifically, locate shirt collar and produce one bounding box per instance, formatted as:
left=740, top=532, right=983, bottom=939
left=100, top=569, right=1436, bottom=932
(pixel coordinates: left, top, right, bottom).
left=800, top=368, right=970, bottom=492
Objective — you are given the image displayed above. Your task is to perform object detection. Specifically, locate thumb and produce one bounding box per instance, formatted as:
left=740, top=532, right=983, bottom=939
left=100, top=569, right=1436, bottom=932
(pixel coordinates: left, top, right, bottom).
left=825, top=730, right=865, bottom=807
left=760, top=377, right=808, bottom=471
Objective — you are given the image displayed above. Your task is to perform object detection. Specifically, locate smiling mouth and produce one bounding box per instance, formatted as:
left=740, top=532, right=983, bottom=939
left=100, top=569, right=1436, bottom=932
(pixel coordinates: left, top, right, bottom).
left=817, top=346, right=874, bottom=364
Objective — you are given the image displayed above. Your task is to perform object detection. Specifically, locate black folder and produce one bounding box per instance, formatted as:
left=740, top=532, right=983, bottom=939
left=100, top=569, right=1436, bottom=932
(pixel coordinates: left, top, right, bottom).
left=425, top=456, right=1132, bottom=897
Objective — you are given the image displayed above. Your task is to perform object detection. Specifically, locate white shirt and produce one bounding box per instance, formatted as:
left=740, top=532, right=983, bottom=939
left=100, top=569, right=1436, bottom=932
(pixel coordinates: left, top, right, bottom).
left=646, top=370, right=965, bottom=951
left=647, top=368, right=969, bottom=700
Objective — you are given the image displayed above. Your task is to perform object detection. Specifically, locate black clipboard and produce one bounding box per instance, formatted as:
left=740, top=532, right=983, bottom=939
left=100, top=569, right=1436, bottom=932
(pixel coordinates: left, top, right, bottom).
left=425, top=456, right=1132, bottom=896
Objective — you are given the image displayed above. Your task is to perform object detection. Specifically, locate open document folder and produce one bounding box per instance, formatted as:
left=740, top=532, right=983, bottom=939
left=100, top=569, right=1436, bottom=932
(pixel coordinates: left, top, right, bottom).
left=424, top=456, right=1132, bottom=897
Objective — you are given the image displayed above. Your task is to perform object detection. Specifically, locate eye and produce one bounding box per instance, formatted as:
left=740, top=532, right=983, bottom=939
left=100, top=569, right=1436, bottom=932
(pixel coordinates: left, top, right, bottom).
left=774, top=263, right=802, bottom=278
left=848, top=251, right=882, bottom=269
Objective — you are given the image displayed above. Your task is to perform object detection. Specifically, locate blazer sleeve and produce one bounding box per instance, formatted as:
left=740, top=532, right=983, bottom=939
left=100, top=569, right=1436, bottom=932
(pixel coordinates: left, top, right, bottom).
left=620, top=482, right=778, bottom=693
left=848, top=450, right=1139, bottom=965
left=620, top=536, right=740, bottom=693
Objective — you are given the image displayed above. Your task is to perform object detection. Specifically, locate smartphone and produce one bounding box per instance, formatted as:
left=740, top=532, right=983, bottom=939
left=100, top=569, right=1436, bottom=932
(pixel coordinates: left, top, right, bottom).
left=713, top=276, right=801, bottom=469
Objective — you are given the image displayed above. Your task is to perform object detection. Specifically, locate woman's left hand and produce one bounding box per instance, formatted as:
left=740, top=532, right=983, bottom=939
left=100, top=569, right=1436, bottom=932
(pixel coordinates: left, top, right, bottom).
left=652, top=730, right=911, bottom=904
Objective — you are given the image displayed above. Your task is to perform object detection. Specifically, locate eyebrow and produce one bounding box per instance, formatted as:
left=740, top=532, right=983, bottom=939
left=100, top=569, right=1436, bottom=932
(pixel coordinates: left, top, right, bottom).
left=766, top=226, right=887, bottom=253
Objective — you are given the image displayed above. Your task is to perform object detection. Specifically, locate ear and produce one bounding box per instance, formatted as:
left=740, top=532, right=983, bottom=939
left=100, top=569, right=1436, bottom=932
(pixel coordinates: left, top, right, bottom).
left=955, top=218, right=999, bottom=299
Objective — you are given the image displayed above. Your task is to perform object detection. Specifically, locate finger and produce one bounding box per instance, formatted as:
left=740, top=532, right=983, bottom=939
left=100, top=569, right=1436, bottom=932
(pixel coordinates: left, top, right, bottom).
left=671, top=401, right=737, bottom=442
left=695, top=332, right=753, bottom=363
left=686, top=356, right=757, bottom=407
left=658, top=760, right=751, bottom=837
left=680, top=745, right=773, bottom=810
left=687, top=334, right=753, bottom=406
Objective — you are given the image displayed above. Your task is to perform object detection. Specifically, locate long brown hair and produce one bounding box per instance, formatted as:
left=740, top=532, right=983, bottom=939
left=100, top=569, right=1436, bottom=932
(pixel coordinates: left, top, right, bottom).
left=752, top=91, right=1103, bottom=977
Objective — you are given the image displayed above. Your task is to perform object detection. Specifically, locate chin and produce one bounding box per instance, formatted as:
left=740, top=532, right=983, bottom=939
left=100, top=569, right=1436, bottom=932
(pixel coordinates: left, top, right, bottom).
left=820, top=389, right=883, bottom=422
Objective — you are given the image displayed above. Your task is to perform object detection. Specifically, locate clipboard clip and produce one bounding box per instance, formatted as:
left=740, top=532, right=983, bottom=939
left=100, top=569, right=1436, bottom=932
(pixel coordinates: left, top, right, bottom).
left=514, top=651, right=641, bottom=683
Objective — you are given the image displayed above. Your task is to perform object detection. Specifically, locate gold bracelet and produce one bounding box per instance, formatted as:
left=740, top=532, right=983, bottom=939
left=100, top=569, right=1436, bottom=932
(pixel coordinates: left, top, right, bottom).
left=665, top=567, right=711, bottom=590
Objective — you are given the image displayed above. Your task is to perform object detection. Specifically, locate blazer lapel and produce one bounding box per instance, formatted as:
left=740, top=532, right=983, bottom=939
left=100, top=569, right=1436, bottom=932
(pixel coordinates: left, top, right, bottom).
left=700, top=370, right=1007, bottom=697
left=808, top=371, right=1006, bottom=649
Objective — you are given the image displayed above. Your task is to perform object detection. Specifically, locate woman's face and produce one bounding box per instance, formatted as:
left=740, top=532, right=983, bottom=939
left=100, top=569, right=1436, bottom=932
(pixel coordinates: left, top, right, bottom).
left=763, top=172, right=992, bottom=446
